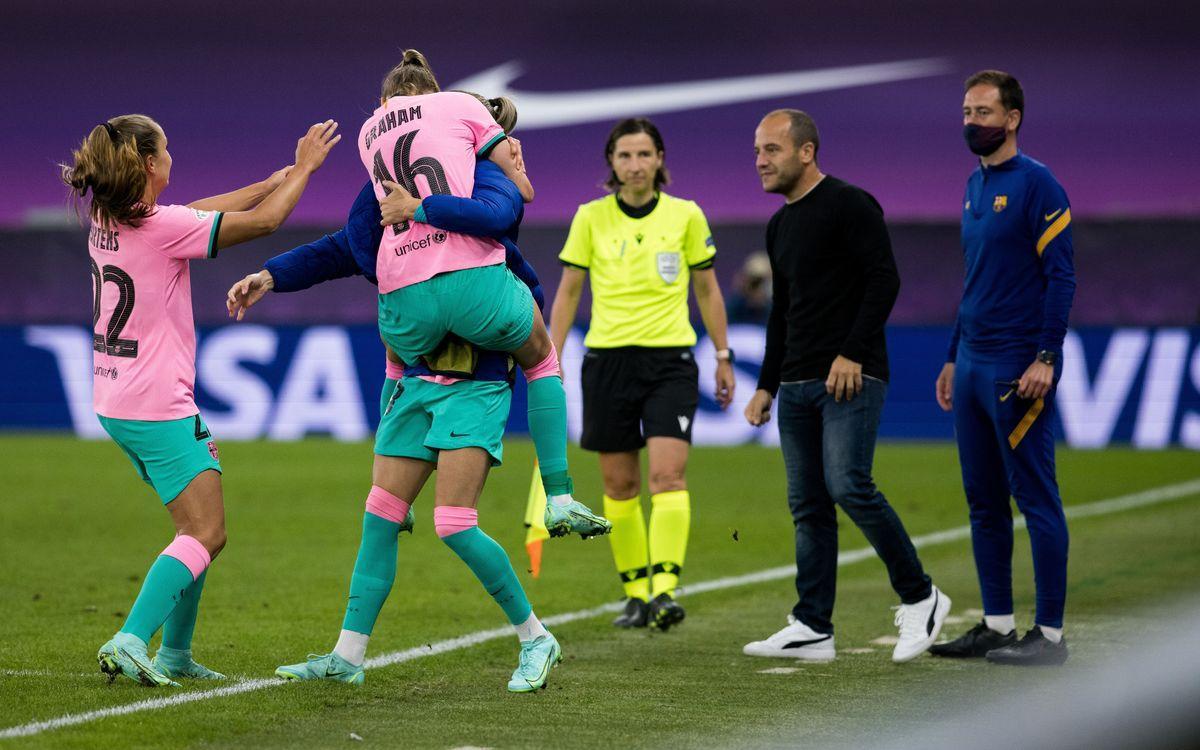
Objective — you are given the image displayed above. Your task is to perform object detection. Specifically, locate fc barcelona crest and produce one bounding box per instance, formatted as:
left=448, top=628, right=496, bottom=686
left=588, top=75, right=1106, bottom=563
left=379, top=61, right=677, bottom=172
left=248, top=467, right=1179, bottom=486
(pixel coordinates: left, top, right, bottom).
left=993, top=195, right=1008, bottom=212
left=656, top=252, right=681, bottom=283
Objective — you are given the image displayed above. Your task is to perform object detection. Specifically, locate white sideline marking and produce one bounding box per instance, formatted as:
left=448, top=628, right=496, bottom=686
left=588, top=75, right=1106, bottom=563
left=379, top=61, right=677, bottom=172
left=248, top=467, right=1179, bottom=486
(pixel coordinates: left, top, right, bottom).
left=3, top=477, right=1198, bottom=740
left=757, top=667, right=800, bottom=675
left=870, top=636, right=900, bottom=646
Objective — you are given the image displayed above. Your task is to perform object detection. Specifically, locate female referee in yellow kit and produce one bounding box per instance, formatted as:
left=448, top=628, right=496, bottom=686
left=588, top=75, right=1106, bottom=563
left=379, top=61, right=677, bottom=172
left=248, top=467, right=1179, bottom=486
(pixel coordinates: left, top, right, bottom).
left=549, top=117, right=735, bottom=630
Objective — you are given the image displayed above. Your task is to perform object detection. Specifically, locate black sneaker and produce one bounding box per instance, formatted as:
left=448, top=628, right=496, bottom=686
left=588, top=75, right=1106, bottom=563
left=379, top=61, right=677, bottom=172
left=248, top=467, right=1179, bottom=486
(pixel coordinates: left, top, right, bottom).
left=612, top=598, right=649, bottom=628
left=986, top=626, right=1068, bottom=666
left=648, top=593, right=686, bottom=632
left=929, top=620, right=1017, bottom=658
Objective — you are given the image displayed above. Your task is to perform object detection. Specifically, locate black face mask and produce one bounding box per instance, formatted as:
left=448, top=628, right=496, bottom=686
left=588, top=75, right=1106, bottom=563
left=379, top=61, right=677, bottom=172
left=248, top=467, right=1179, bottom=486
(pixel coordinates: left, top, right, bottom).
left=963, top=124, right=1008, bottom=156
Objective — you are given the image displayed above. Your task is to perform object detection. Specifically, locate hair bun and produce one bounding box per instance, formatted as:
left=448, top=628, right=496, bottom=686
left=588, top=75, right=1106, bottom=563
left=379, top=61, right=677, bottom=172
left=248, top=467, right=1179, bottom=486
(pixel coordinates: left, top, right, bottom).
left=402, top=49, right=426, bottom=67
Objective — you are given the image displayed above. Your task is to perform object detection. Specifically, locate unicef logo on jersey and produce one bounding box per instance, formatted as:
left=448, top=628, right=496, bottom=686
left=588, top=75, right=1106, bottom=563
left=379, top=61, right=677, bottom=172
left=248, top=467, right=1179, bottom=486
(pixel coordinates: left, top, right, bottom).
left=432, top=231, right=447, bottom=244
left=656, top=252, right=681, bottom=284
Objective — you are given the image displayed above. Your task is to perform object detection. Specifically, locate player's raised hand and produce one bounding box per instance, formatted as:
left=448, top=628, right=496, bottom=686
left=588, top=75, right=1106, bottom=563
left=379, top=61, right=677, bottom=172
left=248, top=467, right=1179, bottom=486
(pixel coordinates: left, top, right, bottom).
left=226, top=269, right=275, bottom=321
left=745, top=389, right=774, bottom=427
left=379, top=180, right=421, bottom=225
left=294, top=120, right=341, bottom=173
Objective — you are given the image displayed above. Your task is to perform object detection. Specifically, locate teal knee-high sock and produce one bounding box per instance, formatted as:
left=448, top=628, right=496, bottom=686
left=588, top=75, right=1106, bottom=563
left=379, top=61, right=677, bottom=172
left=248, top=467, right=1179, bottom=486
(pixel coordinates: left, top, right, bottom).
left=341, top=512, right=401, bottom=635
left=441, top=527, right=532, bottom=625
left=526, top=376, right=572, bottom=496
left=121, top=555, right=196, bottom=643
left=161, top=569, right=207, bottom=651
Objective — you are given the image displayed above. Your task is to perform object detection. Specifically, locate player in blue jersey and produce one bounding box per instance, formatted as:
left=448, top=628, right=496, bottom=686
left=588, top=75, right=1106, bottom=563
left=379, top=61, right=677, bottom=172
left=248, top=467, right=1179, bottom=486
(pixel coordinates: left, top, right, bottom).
left=931, top=70, right=1076, bottom=666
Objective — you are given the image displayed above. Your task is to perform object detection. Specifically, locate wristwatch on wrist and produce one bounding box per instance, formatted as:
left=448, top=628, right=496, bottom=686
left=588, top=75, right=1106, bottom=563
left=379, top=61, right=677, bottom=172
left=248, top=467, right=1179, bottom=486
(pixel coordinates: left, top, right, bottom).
left=715, top=348, right=736, bottom=363
left=1036, top=350, right=1057, bottom=366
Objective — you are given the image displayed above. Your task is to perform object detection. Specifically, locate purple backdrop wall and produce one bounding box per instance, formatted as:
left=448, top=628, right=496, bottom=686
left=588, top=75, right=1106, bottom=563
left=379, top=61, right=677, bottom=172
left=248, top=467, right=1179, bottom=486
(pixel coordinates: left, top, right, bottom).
left=3, top=0, right=1197, bottom=227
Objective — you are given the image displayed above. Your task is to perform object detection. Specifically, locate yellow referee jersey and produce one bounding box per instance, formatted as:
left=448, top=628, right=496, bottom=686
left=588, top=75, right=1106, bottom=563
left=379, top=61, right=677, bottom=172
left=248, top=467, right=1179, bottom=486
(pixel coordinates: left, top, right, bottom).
left=559, top=193, right=716, bottom=348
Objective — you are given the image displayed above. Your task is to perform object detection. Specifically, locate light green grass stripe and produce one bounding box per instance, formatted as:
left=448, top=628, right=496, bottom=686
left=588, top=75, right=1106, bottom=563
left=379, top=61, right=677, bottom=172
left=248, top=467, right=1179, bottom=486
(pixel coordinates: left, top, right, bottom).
left=4, top=477, right=1198, bottom=741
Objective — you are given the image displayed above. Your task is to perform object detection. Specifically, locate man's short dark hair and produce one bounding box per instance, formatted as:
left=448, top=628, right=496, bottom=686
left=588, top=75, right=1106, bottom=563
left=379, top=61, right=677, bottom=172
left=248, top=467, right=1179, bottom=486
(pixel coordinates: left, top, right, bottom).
left=965, top=70, right=1024, bottom=130
left=767, top=109, right=820, bottom=156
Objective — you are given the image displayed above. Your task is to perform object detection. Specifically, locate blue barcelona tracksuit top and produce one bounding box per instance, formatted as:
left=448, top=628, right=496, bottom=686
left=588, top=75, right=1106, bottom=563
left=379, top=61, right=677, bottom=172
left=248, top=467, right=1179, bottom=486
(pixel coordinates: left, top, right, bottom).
left=264, top=161, right=541, bottom=383
left=947, top=151, right=1076, bottom=629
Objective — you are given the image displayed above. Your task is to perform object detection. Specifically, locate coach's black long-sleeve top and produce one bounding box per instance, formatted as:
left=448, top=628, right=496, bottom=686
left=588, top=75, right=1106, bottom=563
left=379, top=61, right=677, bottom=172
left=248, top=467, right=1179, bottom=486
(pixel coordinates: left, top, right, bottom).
left=757, top=176, right=901, bottom=394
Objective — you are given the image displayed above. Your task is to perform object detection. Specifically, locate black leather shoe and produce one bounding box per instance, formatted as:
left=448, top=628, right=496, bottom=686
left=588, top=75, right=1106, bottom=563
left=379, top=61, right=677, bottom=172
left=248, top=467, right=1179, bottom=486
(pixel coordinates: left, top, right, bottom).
left=648, top=593, right=686, bottom=632
left=612, top=598, right=649, bottom=628
left=929, top=621, right=1017, bottom=658
left=986, top=626, right=1068, bottom=666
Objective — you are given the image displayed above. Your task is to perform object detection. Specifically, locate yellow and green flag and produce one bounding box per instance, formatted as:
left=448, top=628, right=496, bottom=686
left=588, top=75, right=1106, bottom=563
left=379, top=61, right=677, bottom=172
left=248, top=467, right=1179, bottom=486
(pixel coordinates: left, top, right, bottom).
left=524, top=461, right=550, bottom=577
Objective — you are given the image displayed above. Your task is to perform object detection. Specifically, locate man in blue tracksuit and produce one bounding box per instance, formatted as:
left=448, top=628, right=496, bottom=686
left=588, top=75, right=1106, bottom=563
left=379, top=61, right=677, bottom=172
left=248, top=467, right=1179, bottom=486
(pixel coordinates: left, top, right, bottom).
left=930, top=70, right=1076, bottom=666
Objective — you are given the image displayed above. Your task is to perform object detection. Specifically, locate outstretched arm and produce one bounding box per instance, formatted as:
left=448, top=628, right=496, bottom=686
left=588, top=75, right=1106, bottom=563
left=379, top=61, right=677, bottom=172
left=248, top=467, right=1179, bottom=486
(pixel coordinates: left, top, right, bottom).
left=226, top=229, right=361, bottom=319
left=214, top=120, right=341, bottom=250
left=188, top=166, right=293, bottom=212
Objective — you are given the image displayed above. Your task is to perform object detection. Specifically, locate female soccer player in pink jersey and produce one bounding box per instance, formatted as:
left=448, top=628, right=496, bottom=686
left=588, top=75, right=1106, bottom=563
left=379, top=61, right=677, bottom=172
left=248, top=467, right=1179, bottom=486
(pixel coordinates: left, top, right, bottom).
left=359, top=50, right=606, bottom=536
left=60, top=113, right=340, bottom=687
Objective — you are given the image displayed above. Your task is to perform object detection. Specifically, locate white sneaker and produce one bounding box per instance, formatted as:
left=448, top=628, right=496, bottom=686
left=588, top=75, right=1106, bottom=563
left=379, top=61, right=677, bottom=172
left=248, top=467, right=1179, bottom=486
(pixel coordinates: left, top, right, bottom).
left=742, top=615, right=836, bottom=661
left=892, top=585, right=951, bottom=663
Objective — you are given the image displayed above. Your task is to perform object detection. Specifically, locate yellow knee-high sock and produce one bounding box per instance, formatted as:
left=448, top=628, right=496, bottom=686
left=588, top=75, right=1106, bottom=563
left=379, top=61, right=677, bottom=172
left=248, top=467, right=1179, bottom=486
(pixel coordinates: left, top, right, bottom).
left=649, top=490, right=691, bottom=597
left=603, top=495, right=650, bottom=602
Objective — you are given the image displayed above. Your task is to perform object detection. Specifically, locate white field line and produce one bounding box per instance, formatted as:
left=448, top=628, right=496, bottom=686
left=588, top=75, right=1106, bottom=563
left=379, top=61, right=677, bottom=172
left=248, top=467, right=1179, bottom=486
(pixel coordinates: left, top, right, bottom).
left=3, top=477, right=1198, bottom=740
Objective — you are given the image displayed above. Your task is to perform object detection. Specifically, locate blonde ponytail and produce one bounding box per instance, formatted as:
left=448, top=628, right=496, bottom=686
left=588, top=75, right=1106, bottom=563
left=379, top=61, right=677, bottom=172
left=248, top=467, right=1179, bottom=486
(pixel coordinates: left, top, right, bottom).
left=381, top=49, right=440, bottom=99
left=60, top=114, right=161, bottom=228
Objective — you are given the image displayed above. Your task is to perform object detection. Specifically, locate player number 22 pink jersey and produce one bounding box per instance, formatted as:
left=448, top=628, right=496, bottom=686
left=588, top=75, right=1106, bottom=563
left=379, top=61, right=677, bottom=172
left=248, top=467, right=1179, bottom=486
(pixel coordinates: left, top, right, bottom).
left=358, top=91, right=507, bottom=294
left=89, top=204, right=222, bottom=420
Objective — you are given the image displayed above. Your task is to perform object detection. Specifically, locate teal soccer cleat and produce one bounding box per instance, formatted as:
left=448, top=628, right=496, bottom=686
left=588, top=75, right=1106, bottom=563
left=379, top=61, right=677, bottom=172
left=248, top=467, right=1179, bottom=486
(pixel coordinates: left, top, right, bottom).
left=544, top=498, right=612, bottom=540
left=98, top=633, right=180, bottom=687
left=507, top=633, right=562, bottom=693
left=275, top=652, right=365, bottom=685
left=152, top=646, right=226, bottom=680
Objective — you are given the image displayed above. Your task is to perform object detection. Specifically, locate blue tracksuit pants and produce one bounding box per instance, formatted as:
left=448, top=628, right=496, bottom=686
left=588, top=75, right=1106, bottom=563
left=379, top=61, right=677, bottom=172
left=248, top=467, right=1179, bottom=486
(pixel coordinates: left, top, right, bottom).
left=953, top=350, right=1069, bottom=628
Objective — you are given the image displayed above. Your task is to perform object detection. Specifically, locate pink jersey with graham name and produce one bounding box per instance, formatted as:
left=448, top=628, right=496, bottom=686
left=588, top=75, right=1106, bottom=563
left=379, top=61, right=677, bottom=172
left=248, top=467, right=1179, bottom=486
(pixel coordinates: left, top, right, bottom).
left=358, top=91, right=507, bottom=294
left=89, top=204, right=222, bottom=420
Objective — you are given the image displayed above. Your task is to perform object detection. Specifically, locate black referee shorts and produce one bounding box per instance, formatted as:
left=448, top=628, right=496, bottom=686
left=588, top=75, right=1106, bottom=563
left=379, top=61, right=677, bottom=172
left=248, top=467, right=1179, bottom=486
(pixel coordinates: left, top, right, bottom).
left=579, top=347, right=699, bottom=453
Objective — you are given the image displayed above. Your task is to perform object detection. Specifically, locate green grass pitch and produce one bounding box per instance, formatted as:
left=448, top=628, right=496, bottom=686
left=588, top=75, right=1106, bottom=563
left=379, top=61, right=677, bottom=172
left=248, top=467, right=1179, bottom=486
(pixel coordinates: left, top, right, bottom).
left=1, top=437, right=1198, bottom=748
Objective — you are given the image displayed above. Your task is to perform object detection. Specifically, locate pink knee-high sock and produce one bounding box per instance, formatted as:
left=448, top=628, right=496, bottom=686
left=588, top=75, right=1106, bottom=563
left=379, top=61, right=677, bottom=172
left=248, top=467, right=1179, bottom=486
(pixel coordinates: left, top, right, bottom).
left=434, top=505, right=478, bottom=537
left=365, top=485, right=411, bottom=524
left=162, top=535, right=212, bottom=580
left=524, top=347, right=561, bottom=383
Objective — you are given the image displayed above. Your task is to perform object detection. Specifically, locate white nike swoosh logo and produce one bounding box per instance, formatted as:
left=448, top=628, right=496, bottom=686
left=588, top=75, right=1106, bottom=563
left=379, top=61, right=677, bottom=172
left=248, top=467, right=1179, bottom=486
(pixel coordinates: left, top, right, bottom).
left=450, top=58, right=950, bottom=130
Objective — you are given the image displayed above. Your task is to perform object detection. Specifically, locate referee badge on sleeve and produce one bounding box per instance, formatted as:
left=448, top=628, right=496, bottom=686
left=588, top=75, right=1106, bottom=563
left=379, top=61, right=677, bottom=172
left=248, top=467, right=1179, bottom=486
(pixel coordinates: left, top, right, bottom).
left=656, top=252, right=681, bottom=283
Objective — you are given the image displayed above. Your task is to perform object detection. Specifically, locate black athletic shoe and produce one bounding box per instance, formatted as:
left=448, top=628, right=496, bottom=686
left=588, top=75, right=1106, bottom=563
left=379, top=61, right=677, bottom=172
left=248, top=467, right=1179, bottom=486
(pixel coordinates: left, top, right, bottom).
left=929, top=621, right=1017, bottom=658
left=986, top=627, right=1068, bottom=666
left=612, top=598, right=649, bottom=628
left=648, top=593, right=686, bottom=632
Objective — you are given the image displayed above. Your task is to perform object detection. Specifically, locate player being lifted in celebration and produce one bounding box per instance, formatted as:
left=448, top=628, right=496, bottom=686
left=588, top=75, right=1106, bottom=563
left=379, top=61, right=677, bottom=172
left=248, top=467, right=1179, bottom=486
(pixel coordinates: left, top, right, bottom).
left=228, top=95, right=562, bottom=691
left=359, top=50, right=609, bottom=538
left=61, top=114, right=340, bottom=687
left=549, top=118, right=735, bottom=630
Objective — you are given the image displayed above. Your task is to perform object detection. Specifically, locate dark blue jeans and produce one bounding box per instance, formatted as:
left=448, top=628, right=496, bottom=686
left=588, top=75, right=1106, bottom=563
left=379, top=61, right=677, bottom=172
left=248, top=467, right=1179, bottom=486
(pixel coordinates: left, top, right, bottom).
left=777, top=379, right=932, bottom=634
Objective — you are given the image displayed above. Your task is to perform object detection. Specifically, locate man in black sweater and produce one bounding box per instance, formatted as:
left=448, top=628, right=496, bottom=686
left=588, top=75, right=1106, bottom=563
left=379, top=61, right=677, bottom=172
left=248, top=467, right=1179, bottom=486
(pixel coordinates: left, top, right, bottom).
left=742, top=109, right=950, bottom=663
